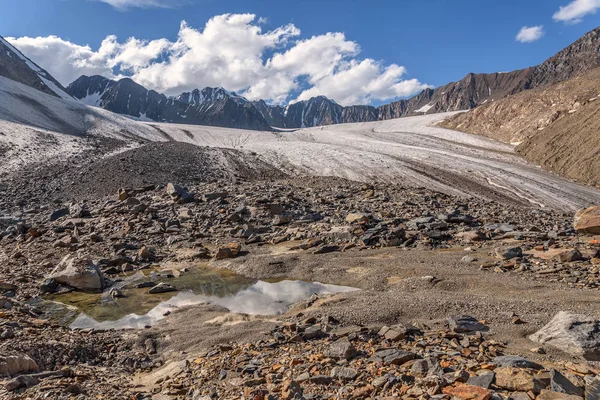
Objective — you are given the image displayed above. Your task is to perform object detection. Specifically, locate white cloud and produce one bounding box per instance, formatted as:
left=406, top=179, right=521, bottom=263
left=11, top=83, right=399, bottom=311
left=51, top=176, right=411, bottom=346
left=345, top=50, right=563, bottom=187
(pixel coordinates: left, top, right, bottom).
left=7, top=13, right=429, bottom=106
left=515, top=26, right=545, bottom=43
left=553, top=0, right=600, bottom=23
left=97, top=0, right=185, bottom=9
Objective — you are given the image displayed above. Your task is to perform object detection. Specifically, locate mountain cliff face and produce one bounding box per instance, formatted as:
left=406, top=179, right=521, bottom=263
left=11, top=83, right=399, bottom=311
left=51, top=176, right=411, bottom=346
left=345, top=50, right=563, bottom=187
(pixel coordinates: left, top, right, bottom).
left=66, top=26, right=600, bottom=130
left=66, top=76, right=271, bottom=131
left=0, top=36, right=72, bottom=100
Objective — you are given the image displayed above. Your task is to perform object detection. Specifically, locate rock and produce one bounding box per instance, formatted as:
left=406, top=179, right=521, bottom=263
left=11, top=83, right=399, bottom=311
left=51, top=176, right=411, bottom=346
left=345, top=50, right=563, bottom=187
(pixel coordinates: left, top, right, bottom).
left=326, top=338, right=357, bottom=360
left=550, top=369, right=584, bottom=397
left=496, top=247, right=523, bottom=260
left=5, top=375, right=40, bottom=391
left=556, top=249, right=583, bottom=263
left=411, top=358, right=443, bottom=378
left=273, top=215, right=292, bottom=226
left=494, top=356, right=543, bottom=370
left=312, top=245, right=339, bottom=254
left=69, top=203, right=89, bottom=218
left=346, top=213, right=369, bottom=224
left=330, top=366, right=357, bottom=381
left=461, top=255, right=477, bottom=263
left=0, top=355, right=39, bottom=376
left=495, top=367, right=548, bottom=393
left=202, top=192, right=227, bottom=201
left=48, top=253, right=104, bottom=291
left=537, top=390, right=583, bottom=400
left=148, top=282, right=177, bottom=294
left=448, top=315, right=488, bottom=333
left=574, top=207, right=600, bottom=235
left=49, top=207, right=69, bottom=221
left=467, top=373, right=495, bottom=389
left=118, top=188, right=128, bottom=201
left=529, top=311, right=600, bottom=361
left=374, top=349, right=416, bottom=365
left=281, top=380, right=303, bottom=399
left=138, top=246, right=155, bottom=262
left=381, top=323, right=418, bottom=341
left=214, top=242, right=242, bottom=260
left=585, top=375, right=599, bottom=400
left=442, top=384, right=492, bottom=400
left=166, top=183, right=194, bottom=203
left=455, top=231, right=486, bottom=242
left=309, top=375, right=332, bottom=385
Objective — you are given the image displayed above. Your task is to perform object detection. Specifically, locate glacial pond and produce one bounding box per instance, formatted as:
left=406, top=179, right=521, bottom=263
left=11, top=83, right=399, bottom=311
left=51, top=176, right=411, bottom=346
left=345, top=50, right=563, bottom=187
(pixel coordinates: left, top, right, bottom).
left=34, top=263, right=358, bottom=330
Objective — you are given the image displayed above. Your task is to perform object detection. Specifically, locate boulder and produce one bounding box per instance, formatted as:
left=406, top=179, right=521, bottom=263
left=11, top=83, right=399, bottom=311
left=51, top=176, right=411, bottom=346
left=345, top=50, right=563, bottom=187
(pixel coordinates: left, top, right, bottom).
left=448, top=315, right=488, bottom=333
left=550, top=369, right=584, bottom=397
left=166, top=183, right=194, bottom=203
left=326, top=338, right=357, bottom=360
left=574, top=207, right=600, bottom=235
left=496, top=246, right=523, bottom=260
left=48, top=254, right=104, bottom=291
left=214, top=242, right=241, bottom=260
left=494, top=367, right=548, bottom=393
left=0, top=355, right=39, bottom=376
left=529, top=312, right=600, bottom=361
left=442, top=384, right=491, bottom=400
left=585, top=375, right=600, bottom=400
left=494, top=355, right=543, bottom=370
left=537, top=390, right=583, bottom=400
left=148, top=283, right=177, bottom=294
left=346, top=213, right=369, bottom=224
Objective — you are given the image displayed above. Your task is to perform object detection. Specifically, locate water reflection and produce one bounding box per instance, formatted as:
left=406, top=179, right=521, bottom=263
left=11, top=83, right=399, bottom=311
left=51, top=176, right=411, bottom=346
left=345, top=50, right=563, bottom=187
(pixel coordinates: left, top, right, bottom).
left=69, top=280, right=358, bottom=330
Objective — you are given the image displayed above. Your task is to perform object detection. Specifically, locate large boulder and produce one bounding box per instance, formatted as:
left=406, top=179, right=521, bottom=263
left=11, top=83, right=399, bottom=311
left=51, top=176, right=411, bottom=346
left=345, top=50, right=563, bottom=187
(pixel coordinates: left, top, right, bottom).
left=0, top=355, right=39, bottom=376
left=574, top=206, right=600, bottom=235
left=48, top=254, right=104, bottom=292
left=529, top=311, right=600, bottom=361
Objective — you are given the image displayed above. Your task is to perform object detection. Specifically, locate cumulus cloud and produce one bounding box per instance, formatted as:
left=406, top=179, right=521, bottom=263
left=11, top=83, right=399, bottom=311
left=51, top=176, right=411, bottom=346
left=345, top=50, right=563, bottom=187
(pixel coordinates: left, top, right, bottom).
left=97, top=0, right=186, bottom=9
left=515, top=26, right=545, bottom=43
left=553, top=0, right=600, bottom=23
left=7, top=13, right=429, bottom=106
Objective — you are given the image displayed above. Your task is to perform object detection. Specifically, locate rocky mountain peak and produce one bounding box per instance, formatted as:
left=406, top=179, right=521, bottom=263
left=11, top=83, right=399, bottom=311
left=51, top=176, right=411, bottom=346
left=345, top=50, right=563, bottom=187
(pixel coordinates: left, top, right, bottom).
left=0, top=36, right=72, bottom=100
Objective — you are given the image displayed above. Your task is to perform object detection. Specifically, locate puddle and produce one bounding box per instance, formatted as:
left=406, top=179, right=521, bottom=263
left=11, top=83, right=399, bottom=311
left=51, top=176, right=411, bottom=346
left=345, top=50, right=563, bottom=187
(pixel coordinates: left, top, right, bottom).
left=36, top=264, right=357, bottom=330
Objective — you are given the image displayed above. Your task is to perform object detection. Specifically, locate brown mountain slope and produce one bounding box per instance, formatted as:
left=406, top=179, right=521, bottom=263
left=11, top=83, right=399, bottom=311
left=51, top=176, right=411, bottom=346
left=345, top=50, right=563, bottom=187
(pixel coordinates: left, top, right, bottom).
left=439, top=67, right=600, bottom=186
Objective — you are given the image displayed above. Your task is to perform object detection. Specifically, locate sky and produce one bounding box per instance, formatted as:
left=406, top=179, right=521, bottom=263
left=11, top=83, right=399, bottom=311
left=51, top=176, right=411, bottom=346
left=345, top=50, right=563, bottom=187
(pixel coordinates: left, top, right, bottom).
left=1, top=0, right=599, bottom=106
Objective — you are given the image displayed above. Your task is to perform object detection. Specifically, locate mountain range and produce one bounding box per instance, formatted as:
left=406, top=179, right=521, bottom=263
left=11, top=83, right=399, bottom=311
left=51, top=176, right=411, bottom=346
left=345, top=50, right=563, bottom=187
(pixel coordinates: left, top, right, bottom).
left=57, top=26, right=600, bottom=131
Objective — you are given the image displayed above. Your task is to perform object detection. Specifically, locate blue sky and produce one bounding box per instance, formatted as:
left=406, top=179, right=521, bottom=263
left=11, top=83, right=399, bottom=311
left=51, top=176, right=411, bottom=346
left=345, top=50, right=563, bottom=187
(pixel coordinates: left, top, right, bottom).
left=2, top=0, right=599, bottom=105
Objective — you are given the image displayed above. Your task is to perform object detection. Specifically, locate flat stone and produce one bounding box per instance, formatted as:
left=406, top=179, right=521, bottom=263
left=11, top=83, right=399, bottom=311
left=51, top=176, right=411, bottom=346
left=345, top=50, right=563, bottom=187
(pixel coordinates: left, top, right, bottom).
left=326, top=338, right=357, bottom=360
left=442, top=384, right=492, bottom=400
left=496, top=246, right=523, bottom=260
left=467, top=372, right=495, bottom=389
left=309, top=375, right=332, bottom=385
left=330, top=366, right=357, bottom=381
left=584, top=375, right=600, bottom=400
left=574, top=206, right=600, bottom=235
left=449, top=315, right=488, bottom=333
left=550, top=370, right=584, bottom=397
left=374, top=349, right=416, bottom=365
left=495, top=367, right=548, bottom=394
left=148, top=282, right=177, bottom=294
left=494, top=356, right=543, bottom=370
left=537, top=389, right=583, bottom=400
left=529, top=311, right=600, bottom=361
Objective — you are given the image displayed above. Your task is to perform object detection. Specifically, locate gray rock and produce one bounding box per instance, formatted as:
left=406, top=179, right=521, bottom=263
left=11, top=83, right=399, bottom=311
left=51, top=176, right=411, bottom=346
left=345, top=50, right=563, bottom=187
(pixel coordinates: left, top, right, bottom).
left=326, top=338, right=357, bottom=360
left=467, top=372, right=495, bottom=388
left=496, top=246, right=523, bottom=260
left=0, top=355, right=39, bottom=376
left=48, top=254, right=104, bottom=291
left=493, top=355, right=543, bottom=370
left=49, top=208, right=69, bottom=221
left=330, top=366, right=357, bottom=381
left=448, top=315, right=488, bottom=333
left=585, top=375, right=600, bottom=400
left=166, top=183, right=194, bottom=203
left=374, top=349, right=416, bottom=365
left=529, top=311, right=600, bottom=361
left=309, top=375, right=332, bottom=385
left=148, top=282, right=177, bottom=294
left=550, top=369, right=584, bottom=397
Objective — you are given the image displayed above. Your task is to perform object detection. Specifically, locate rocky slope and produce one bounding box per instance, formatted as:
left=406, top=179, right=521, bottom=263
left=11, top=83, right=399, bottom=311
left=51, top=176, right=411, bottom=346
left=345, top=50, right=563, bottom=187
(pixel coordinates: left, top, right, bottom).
left=66, top=76, right=271, bottom=131
left=439, top=67, right=600, bottom=187
left=0, top=36, right=72, bottom=100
